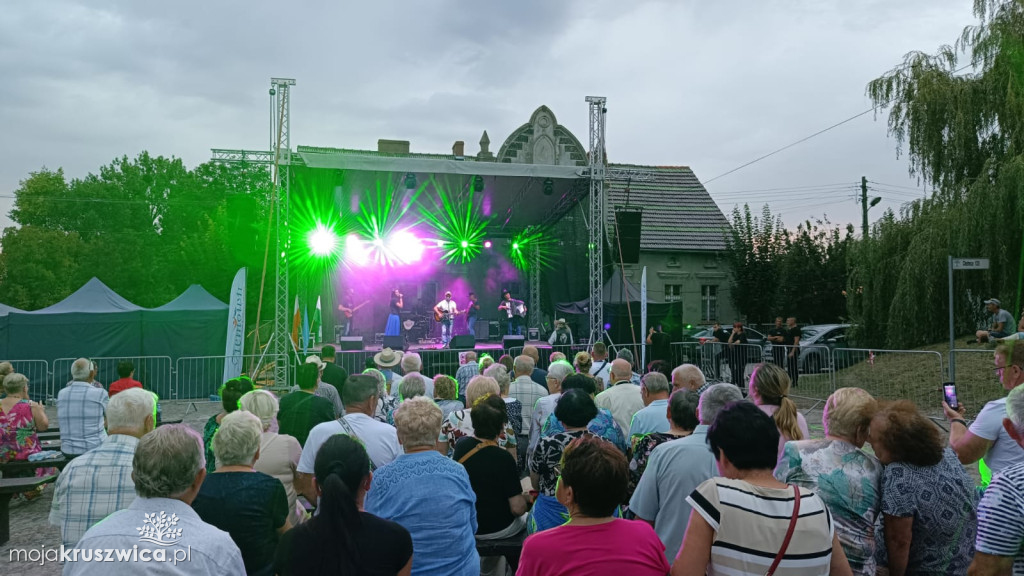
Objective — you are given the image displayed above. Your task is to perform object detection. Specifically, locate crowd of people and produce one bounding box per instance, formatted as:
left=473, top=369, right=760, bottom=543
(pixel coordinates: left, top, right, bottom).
left=2, top=340, right=1024, bottom=575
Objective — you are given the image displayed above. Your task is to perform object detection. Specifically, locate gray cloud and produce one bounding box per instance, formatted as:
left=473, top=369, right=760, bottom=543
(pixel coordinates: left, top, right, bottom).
left=0, top=0, right=974, bottom=233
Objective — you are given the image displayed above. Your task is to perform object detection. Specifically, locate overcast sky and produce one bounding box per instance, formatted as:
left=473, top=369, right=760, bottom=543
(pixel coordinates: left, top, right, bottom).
left=0, top=0, right=978, bottom=234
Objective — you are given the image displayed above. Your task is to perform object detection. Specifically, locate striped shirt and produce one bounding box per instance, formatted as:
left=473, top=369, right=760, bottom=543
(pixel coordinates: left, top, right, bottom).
left=57, top=381, right=109, bottom=455
left=976, top=461, right=1024, bottom=575
left=686, top=477, right=834, bottom=576
left=49, top=434, right=138, bottom=546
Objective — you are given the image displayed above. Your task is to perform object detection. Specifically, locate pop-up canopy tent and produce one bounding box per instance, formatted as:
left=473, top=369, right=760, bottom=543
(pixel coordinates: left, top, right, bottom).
left=0, top=279, right=227, bottom=399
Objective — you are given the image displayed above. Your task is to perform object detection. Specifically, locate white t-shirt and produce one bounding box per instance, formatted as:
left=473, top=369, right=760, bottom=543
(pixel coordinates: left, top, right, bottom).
left=435, top=299, right=457, bottom=315
left=297, top=413, right=401, bottom=473
left=590, top=360, right=612, bottom=387
left=970, top=397, right=1024, bottom=474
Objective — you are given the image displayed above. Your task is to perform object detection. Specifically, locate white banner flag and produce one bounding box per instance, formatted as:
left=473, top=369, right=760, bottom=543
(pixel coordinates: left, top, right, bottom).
left=223, top=268, right=247, bottom=383
left=641, top=266, right=648, bottom=369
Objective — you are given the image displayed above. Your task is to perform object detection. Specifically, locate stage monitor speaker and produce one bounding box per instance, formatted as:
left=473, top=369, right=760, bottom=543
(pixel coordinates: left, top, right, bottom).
left=336, top=336, right=364, bottom=351
left=382, top=335, right=405, bottom=351
left=450, top=334, right=476, bottom=349
left=502, top=335, right=525, bottom=351
left=614, top=209, right=643, bottom=264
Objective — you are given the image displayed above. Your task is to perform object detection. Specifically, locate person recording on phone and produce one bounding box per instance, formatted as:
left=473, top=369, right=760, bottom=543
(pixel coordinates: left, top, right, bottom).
left=943, top=340, right=1024, bottom=480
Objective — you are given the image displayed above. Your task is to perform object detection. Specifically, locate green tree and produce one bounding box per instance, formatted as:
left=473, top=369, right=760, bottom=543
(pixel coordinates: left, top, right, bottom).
left=724, top=204, right=789, bottom=324
left=855, top=0, right=1024, bottom=348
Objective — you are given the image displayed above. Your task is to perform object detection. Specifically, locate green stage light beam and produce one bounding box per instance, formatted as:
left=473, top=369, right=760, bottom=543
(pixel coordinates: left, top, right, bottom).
left=308, top=223, right=339, bottom=256
left=509, top=226, right=557, bottom=271
left=420, top=176, right=490, bottom=264
left=354, top=176, right=426, bottom=266
left=289, top=167, right=357, bottom=280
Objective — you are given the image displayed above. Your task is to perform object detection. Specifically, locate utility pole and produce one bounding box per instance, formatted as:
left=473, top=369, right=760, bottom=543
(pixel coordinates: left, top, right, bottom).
left=861, top=176, right=869, bottom=238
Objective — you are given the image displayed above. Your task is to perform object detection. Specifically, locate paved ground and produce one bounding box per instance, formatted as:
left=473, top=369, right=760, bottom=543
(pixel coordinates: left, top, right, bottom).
left=2, top=400, right=221, bottom=575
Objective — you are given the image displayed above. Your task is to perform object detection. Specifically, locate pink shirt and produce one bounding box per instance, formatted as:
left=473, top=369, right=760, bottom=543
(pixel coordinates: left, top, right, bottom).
left=757, top=403, right=811, bottom=459
left=517, top=519, right=670, bottom=576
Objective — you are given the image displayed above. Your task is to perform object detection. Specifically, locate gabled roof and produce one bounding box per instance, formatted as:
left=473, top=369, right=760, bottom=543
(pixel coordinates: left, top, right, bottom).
left=606, top=164, right=729, bottom=252
left=28, top=277, right=143, bottom=314
left=151, top=285, right=227, bottom=311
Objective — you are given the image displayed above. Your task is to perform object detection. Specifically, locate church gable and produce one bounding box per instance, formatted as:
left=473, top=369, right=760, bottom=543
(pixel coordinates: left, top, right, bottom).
left=496, top=106, right=587, bottom=166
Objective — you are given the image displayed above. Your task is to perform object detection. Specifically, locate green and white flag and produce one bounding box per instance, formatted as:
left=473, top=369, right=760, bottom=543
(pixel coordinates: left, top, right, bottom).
left=310, top=296, right=322, bottom=344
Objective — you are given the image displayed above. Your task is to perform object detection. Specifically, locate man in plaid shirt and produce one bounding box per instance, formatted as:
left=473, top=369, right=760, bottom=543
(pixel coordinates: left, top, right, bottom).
left=50, top=387, right=156, bottom=546
left=58, top=358, right=109, bottom=458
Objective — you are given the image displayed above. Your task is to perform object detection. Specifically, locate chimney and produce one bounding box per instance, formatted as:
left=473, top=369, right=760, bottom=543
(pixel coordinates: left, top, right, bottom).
left=377, top=139, right=410, bottom=154
left=452, top=141, right=465, bottom=158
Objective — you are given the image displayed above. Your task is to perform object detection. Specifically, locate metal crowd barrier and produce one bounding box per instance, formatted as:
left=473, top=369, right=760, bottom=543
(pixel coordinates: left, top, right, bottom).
left=174, top=354, right=288, bottom=400
left=949, top=348, right=1002, bottom=415
left=53, top=356, right=174, bottom=400
left=831, top=348, right=945, bottom=414
left=4, top=360, right=51, bottom=402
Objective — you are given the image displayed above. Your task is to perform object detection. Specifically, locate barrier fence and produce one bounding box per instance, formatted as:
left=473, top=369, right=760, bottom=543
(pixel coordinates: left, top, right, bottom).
left=4, top=344, right=1007, bottom=411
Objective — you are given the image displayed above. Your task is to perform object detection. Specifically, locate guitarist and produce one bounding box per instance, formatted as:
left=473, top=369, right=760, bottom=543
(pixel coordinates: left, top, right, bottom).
left=434, top=291, right=459, bottom=347
left=336, top=289, right=357, bottom=337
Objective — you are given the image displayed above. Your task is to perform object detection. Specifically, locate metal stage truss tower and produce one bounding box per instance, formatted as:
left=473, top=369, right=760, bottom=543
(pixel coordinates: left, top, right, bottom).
left=211, top=78, right=295, bottom=388
left=585, top=96, right=607, bottom=344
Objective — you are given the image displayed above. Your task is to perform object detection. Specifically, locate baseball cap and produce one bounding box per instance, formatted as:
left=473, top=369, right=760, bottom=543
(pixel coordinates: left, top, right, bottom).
left=985, top=298, right=1002, bottom=306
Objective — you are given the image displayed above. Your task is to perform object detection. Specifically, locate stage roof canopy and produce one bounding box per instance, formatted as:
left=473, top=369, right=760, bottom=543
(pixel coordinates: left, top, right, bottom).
left=295, top=147, right=588, bottom=232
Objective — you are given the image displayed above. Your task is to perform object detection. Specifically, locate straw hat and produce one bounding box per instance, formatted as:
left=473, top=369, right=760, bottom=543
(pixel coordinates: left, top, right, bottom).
left=555, top=318, right=567, bottom=327
left=374, top=347, right=403, bottom=368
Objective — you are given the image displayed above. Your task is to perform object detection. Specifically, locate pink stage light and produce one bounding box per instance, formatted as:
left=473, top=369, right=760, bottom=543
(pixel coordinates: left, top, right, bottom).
left=345, top=234, right=370, bottom=266
left=388, top=230, right=424, bottom=264
left=484, top=240, right=492, bottom=249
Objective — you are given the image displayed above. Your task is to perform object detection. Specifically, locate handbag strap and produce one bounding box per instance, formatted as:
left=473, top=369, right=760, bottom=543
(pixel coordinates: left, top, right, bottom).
left=457, top=439, right=498, bottom=464
left=765, top=485, right=801, bottom=576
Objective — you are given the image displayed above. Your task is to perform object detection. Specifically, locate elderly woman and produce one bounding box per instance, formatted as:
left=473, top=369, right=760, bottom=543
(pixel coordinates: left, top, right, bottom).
left=387, top=372, right=427, bottom=425
left=748, top=362, right=809, bottom=459
left=497, top=354, right=515, bottom=375
left=274, top=434, right=413, bottom=575
left=453, top=394, right=529, bottom=576
left=193, top=410, right=291, bottom=576
left=627, top=389, right=698, bottom=501
left=673, top=401, right=852, bottom=576
left=366, top=397, right=479, bottom=576
left=438, top=376, right=517, bottom=458
left=478, top=354, right=495, bottom=375
left=483, top=363, right=523, bottom=439
left=520, top=436, right=669, bottom=575
left=363, top=368, right=398, bottom=423
left=239, top=390, right=304, bottom=526
left=203, top=376, right=254, bottom=473
left=868, top=401, right=977, bottom=576
left=540, top=374, right=626, bottom=452
left=530, top=389, right=619, bottom=533
left=433, top=374, right=464, bottom=420
left=775, top=387, right=881, bottom=576
left=0, top=373, right=52, bottom=496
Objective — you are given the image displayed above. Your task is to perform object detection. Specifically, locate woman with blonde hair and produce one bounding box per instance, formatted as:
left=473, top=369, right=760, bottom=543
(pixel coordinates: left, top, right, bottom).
left=775, top=388, right=881, bottom=576
left=437, top=376, right=517, bottom=459
left=240, top=389, right=305, bottom=526
left=748, top=362, right=808, bottom=458
left=573, top=351, right=601, bottom=392
left=433, top=374, right=464, bottom=420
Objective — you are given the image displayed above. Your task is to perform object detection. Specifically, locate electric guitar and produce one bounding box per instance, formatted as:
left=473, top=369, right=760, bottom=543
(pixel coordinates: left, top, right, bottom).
left=433, top=308, right=466, bottom=322
left=338, top=300, right=370, bottom=319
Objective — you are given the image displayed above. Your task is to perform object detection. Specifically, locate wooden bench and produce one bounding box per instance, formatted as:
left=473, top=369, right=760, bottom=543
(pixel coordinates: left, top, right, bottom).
left=157, top=418, right=183, bottom=427
left=0, top=455, right=69, bottom=477
left=37, top=430, right=60, bottom=441
left=0, top=474, right=58, bottom=545
left=476, top=529, right=526, bottom=572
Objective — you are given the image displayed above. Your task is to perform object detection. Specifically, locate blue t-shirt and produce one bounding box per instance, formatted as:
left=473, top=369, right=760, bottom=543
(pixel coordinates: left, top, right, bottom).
left=192, top=471, right=289, bottom=575
left=365, top=451, right=479, bottom=576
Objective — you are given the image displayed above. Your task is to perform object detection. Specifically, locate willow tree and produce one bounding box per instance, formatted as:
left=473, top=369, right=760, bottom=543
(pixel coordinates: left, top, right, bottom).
left=852, top=0, right=1024, bottom=348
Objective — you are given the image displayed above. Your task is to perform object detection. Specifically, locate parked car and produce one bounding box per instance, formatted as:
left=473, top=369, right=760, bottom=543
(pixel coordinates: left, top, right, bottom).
left=793, top=324, right=851, bottom=373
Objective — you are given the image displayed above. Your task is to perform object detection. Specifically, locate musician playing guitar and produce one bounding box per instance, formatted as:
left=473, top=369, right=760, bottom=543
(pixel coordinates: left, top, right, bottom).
left=497, top=289, right=526, bottom=336
left=434, top=291, right=462, bottom=347
left=336, top=289, right=368, bottom=337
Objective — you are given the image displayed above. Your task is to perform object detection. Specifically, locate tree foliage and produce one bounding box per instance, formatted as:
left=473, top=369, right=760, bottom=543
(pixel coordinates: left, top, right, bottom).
left=0, top=153, right=273, bottom=320
left=725, top=204, right=854, bottom=325
left=852, top=0, right=1024, bottom=348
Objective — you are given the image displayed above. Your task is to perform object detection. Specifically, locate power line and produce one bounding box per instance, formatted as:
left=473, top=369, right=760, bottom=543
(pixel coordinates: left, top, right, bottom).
left=704, top=63, right=975, bottom=184
left=869, top=180, right=928, bottom=192
left=707, top=182, right=857, bottom=195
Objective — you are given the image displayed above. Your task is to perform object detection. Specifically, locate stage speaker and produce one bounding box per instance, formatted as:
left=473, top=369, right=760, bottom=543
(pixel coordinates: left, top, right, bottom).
left=475, top=319, right=490, bottom=340
left=337, top=336, right=364, bottom=351
left=503, top=335, right=525, bottom=351
left=450, top=334, right=476, bottom=349
left=614, top=209, right=643, bottom=264
left=488, top=321, right=501, bottom=340
left=383, top=335, right=405, bottom=351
